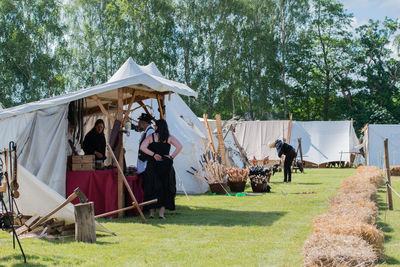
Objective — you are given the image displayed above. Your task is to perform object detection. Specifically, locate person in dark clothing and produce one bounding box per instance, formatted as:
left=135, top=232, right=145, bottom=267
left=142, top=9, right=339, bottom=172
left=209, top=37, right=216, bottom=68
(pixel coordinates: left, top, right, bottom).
left=269, top=139, right=296, bottom=183
left=140, top=119, right=182, bottom=219
left=82, top=119, right=106, bottom=161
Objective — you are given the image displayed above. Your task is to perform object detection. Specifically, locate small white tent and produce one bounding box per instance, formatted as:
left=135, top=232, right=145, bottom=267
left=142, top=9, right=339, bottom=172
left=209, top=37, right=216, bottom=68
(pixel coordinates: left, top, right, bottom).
left=363, top=124, right=400, bottom=168
left=0, top=57, right=198, bottom=223
left=289, top=121, right=361, bottom=165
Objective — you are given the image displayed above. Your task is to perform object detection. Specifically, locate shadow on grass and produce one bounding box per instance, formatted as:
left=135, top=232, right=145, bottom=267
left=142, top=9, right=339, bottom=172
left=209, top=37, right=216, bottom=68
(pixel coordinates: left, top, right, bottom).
left=381, top=255, right=400, bottom=265
left=0, top=253, right=83, bottom=266
left=100, top=205, right=287, bottom=227
left=376, top=193, right=400, bottom=265
left=293, top=182, right=322, bottom=185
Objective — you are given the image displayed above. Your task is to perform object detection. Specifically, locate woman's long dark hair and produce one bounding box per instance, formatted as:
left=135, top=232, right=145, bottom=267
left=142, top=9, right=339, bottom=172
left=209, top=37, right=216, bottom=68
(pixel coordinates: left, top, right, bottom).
left=155, top=119, right=170, bottom=143
left=91, top=119, right=105, bottom=135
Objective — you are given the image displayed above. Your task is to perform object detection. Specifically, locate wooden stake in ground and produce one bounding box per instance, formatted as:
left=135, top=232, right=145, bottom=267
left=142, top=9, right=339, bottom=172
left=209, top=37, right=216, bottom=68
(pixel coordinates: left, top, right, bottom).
left=384, top=138, right=393, bottom=210
left=215, top=114, right=226, bottom=166
left=286, top=113, right=292, bottom=143
left=75, top=202, right=96, bottom=243
left=203, top=114, right=216, bottom=154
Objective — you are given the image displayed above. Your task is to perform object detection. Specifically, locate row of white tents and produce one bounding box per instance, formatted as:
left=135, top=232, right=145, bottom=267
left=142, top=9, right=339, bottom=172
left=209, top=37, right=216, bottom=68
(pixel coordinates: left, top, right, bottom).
left=0, top=57, right=399, bottom=225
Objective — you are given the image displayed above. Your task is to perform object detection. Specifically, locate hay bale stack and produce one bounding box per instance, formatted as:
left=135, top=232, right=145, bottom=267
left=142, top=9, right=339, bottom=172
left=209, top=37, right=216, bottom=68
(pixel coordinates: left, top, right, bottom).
left=390, top=166, right=400, bottom=176
left=303, top=233, right=378, bottom=267
left=303, top=166, right=384, bottom=265
left=312, top=214, right=384, bottom=254
left=328, top=202, right=378, bottom=224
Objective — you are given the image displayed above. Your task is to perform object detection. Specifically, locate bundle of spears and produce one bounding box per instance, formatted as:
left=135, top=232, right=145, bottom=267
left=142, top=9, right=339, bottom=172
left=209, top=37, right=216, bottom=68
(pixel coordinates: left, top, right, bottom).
left=226, top=167, right=248, bottom=182
left=249, top=166, right=271, bottom=184
left=187, top=150, right=226, bottom=184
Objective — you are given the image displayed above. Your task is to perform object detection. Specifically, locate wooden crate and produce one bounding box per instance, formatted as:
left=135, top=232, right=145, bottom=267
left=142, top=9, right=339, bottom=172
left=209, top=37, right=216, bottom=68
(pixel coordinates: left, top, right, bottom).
left=72, top=162, right=94, bottom=171
left=71, top=155, right=95, bottom=171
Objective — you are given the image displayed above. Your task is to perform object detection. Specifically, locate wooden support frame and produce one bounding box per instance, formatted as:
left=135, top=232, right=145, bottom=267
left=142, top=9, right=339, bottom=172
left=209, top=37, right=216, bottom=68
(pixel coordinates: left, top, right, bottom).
left=106, top=144, right=155, bottom=223
left=90, top=95, right=115, bottom=124
left=87, top=86, right=171, bottom=219
left=157, top=94, right=165, bottom=120
left=203, top=114, right=216, bottom=154
left=123, top=89, right=137, bottom=125
left=215, top=114, right=226, bottom=166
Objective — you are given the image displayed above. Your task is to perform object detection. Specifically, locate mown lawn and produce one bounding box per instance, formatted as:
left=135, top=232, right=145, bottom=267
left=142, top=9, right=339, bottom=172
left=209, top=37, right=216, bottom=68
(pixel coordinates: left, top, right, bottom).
left=377, top=175, right=400, bottom=267
left=0, top=168, right=398, bottom=266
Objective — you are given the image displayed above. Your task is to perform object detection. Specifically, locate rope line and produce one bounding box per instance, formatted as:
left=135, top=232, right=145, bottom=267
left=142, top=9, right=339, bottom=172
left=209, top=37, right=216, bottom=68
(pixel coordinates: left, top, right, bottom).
left=387, top=182, right=400, bottom=199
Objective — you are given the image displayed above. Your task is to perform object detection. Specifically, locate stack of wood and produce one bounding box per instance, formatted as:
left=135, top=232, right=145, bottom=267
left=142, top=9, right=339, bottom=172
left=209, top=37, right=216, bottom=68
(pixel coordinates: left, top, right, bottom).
left=14, top=215, right=75, bottom=239
left=192, top=151, right=226, bottom=184
left=226, top=167, right=248, bottom=182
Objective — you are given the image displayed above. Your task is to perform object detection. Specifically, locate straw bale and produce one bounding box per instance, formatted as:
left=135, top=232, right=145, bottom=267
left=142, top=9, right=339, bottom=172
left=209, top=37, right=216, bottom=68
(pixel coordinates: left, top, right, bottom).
left=390, top=166, right=400, bottom=176
left=312, top=214, right=383, bottom=254
left=340, top=182, right=376, bottom=194
left=330, top=192, right=377, bottom=206
left=303, top=233, right=377, bottom=267
left=355, top=167, right=384, bottom=187
left=328, top=202, right=378, bottom=224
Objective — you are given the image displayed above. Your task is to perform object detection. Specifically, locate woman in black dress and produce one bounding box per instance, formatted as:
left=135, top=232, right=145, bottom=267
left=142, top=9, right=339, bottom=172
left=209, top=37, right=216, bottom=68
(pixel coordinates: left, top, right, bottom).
left=82, top=119, right=106, bottom=161
left=140, top=119, right=182, bottom=219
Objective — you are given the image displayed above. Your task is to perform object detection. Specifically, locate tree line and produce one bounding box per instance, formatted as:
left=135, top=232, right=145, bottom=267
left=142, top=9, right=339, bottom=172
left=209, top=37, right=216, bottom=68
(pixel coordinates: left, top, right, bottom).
left=0, top=0, right=399, bottom=132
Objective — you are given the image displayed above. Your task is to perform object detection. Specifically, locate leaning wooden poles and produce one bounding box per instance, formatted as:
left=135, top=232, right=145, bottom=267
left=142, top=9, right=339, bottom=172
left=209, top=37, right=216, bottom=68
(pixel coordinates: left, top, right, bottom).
left=106, top=144, right=157, bottom=223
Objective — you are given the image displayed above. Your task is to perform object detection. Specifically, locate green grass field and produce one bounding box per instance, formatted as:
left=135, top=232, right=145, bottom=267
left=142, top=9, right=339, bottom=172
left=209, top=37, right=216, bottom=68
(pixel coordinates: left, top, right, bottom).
left=0, top=169, right=399, bottom=266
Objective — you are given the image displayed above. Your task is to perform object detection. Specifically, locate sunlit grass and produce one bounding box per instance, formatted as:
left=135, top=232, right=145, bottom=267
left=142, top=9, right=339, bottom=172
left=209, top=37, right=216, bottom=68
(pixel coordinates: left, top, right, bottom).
left=377, top=175, right=400, bottom=266
left=3, top=168, right=397, bottom=266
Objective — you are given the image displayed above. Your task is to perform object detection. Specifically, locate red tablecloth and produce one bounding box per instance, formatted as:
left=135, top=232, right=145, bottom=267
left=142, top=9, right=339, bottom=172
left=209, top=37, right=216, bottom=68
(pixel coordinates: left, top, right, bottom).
left=66, top=169, right=143, bottom=218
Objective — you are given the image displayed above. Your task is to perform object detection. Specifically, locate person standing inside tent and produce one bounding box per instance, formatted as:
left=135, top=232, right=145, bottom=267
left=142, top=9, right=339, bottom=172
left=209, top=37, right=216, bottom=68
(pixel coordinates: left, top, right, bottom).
left=82, top=119, right=106, bottom=161
left=136, top=113, right=155, bottom=175
left=268, top=139, right=296, bottom=183
left=140, top=119, right=182, bottom=219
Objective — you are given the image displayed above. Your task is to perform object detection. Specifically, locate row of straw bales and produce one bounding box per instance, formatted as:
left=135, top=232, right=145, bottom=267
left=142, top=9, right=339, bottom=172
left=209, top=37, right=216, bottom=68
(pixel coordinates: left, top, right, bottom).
left=303, top=166, right=384, bottom=266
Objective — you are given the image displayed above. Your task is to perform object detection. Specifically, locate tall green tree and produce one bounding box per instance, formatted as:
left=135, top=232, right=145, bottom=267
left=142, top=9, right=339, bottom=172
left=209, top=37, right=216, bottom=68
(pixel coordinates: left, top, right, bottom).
left=273, top=0, right=309, bottom=119
left=310, top=0, right=353, bottom=120
left=0, top=0, right=67, bottom=107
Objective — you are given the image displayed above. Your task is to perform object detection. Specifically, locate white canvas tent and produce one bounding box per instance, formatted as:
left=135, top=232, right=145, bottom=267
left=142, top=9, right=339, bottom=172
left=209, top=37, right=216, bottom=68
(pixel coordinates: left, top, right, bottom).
left=231, top=120, right=290, bottom=161
left=213, top=120, right=361, bottom=165
left=363, top=124, right=400, bottom=168
left=289, top=121, right=361, bottom=165
left=0, top=57, right=197, bottom=224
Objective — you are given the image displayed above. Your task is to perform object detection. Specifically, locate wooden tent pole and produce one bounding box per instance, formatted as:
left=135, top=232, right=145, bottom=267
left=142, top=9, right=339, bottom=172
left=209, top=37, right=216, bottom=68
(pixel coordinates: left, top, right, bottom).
left=157, top=94, right=165, bottom=119
left=215, top=114, right=226, bottom=166
left=137, top=100, right=156, bottom=122
left=106, top=144, right=148, bottom=222
left=384, top=139, right=394, bottom=210
left=286, top=113, right=293, bottom=143
left=203, top=114, right=216, bottom=154
left=116, top=88, right=124, bottom=217
left=122, top=89, right=137, bottom=125
left=90, top=95, right=115, bottom=124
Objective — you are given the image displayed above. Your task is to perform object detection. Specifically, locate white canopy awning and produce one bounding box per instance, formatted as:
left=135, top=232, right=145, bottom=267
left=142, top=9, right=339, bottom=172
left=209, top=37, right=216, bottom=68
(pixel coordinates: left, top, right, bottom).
left=0, top=57, right=197, bottom=120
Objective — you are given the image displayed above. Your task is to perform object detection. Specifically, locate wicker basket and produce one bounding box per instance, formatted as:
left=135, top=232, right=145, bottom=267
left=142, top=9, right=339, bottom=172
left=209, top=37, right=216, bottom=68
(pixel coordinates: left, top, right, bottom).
left=209, top=182, right=228, bottom=194
left=228, top=181, right=247, bottom=192
left=251, top=181, right=267, bottom=192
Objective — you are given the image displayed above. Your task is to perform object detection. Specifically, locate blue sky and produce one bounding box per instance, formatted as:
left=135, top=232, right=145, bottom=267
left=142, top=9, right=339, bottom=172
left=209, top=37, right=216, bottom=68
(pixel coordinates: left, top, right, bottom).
left=340, top=0, right=400, bottom=27
left=340, top=0, right=400, bottom=55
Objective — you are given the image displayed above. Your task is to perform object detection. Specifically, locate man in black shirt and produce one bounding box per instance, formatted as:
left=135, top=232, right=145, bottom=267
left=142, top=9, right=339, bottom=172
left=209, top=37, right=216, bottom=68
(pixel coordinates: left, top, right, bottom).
left=269, top=139, right=296, bottom=183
